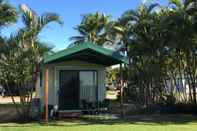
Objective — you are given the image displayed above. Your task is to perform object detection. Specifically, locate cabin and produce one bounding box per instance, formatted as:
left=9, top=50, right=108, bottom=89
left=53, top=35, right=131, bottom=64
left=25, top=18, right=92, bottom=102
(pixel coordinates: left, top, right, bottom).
left=37, top=42, right=128, bottom=119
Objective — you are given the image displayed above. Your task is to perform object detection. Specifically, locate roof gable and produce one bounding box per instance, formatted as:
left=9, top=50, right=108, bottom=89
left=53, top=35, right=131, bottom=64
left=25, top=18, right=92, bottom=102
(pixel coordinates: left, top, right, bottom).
left=44, top=42, right=128, bottom=66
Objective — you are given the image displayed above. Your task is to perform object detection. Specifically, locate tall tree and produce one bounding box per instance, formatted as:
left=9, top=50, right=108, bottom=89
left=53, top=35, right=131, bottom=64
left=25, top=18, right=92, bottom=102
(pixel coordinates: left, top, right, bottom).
left=167, top=0, right=197, bottom=104
left=0, top=4, right=61, bottom=120
left=117, top=3, right=163, bottom=105
left=119, top=0, right=197, bottom=105
left=18, top=3, right=62, bottom=94
left=70, top=12, right=110, bottom=45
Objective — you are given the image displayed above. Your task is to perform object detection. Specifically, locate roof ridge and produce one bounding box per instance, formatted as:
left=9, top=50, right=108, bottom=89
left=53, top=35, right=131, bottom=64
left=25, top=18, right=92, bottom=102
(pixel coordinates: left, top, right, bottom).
left=44, top=42, right=129, bottom=65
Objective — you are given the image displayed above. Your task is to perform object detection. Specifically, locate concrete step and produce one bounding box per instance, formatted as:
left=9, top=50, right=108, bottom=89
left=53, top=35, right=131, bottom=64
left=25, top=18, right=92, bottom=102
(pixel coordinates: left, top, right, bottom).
left=58, top=110, right=82, bottom=118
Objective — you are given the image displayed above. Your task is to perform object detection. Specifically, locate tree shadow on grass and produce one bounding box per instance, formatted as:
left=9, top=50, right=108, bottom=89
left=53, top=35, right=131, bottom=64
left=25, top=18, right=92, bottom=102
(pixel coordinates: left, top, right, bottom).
left=40, top=114, right=197, bottom=127
left=1, top=114, right=197, bottom=127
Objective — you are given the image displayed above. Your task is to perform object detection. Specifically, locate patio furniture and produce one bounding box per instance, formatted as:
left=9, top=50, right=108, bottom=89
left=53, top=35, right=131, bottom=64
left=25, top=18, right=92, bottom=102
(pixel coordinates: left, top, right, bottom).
left=96, top=100, right=110, bottom=114
left=82, top=100, right=97, bottom=115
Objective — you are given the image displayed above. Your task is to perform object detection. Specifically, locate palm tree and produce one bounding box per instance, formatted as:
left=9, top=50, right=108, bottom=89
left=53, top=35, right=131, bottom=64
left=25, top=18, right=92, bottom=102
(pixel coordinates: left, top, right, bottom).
left=15, top=4, right=61, bottom=93
left=115, top=4, right=162, bottom=105
left=167, top=0, right=197, bottom=104
left=70, top=12, right=110, bottom=46
left=20, top=3, right=61, bottom=96
left=0, top=4, right=62, bottom=119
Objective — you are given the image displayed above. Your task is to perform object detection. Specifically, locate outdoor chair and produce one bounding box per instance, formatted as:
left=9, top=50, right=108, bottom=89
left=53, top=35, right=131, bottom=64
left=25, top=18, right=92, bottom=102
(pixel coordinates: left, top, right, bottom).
left=81, top=100, right=96, bottom=115
left=96, top=100, right=110, bottom=114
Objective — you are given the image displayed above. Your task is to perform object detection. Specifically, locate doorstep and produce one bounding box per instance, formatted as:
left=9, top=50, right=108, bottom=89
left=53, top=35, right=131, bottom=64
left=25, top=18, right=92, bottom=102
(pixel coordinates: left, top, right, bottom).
left=58, top=110, right=82, bottom=118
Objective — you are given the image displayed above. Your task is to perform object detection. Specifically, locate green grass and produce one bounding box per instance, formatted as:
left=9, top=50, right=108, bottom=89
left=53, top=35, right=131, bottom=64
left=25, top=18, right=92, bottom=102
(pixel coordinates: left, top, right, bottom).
left=0, top=115, right=197, bottom=131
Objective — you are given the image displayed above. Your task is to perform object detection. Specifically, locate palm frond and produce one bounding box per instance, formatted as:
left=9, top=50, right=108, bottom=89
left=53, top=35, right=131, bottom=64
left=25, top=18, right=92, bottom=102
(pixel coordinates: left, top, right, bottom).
left=147, top=3, right=160, bottom=13
left=120, top=10, right=139, bottom=24
left=20, top=4, right=37, bottom=29
left=74, top=26, right=88, bottom=36
left=185, top=1, right=197, bottom=14
left=35, top=41, right=54, bottom=55
left=169, top=0, right=183, bottom=9
left=20, top=4, right=62, bottom=35
left=69, top=36, right=85, bottom=41
left=113, top=26, right=125, bottom=34
left=0, top=0, right=17, bottom=26
left=38, top=12, right=62, bottom=30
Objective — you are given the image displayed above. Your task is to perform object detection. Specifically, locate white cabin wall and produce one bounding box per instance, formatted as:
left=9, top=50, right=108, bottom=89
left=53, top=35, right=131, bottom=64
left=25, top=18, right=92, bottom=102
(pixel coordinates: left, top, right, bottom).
left=39, top=60, right=106, bottom=108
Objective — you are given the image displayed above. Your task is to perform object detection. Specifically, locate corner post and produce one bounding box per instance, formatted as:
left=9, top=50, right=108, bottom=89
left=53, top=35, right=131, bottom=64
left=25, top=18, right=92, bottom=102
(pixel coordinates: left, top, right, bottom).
left=120, top=63, right=124, bottom=117
left=44, top=68, right=49, bottom=122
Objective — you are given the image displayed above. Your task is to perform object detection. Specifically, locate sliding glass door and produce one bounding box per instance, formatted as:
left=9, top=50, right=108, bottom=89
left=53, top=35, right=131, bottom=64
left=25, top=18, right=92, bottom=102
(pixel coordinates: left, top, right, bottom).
left=79, top=71, right=97, bottom=104
left=58, top=70, right=98, bottom=110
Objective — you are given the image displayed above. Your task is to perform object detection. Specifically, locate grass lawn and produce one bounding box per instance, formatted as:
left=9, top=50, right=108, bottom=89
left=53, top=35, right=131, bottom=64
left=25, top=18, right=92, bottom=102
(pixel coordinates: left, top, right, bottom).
left=0, top=115, right=197, bottom=131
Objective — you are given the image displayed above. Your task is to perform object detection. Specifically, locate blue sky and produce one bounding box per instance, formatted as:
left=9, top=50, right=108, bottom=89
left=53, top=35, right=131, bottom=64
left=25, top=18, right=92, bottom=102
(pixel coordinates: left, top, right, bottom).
left=2, top=0, right=168, bottom=50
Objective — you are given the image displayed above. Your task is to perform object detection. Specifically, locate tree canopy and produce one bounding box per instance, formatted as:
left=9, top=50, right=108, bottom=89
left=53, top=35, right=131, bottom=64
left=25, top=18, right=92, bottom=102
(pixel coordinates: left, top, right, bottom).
left=0, top=0, right=197, bottom=120
left=0, top=3, right=61, bottom=119
left=70, top=12, right=111, bottom=46
left=70, top=0, right=197, bottom=105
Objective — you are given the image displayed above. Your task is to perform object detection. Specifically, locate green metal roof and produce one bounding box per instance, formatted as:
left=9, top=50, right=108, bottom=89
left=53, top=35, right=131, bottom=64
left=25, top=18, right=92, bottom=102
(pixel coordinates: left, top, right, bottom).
left=44, top=42, right=129, bottom=66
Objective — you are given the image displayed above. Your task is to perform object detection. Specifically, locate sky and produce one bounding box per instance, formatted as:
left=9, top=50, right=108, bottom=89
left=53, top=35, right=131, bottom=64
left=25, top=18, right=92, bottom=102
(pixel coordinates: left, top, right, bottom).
left=2, top=0, right=168, bottom=50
